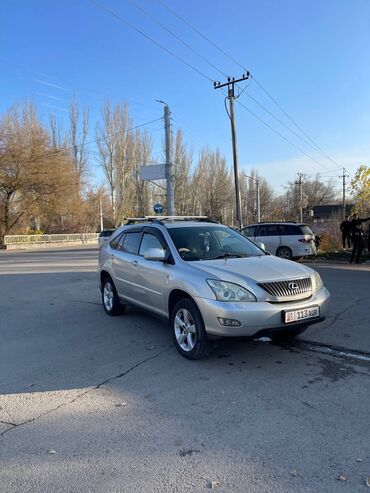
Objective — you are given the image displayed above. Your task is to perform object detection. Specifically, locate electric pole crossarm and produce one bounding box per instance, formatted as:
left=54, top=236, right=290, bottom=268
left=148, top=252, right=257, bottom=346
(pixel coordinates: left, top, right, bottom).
left=214, top=73, right=250, bottom=90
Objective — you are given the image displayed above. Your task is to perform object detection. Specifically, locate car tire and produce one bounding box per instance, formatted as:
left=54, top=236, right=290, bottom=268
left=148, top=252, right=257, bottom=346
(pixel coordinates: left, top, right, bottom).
left=276, top=246, right=293, bottom=260
left=102, top=276, right=125, bottom=316
left=271, top=326, right=307, bottom=343
left=171, top=298, right=211, bottom=360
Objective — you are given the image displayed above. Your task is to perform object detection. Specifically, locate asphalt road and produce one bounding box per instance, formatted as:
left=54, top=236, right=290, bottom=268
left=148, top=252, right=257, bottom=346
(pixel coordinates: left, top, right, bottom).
left=0, top=247, right=369, bottom=492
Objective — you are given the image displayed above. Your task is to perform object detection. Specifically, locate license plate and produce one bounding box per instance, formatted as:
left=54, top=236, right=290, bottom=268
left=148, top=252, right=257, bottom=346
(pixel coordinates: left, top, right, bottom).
left=284, top=306, right=320, bottom=324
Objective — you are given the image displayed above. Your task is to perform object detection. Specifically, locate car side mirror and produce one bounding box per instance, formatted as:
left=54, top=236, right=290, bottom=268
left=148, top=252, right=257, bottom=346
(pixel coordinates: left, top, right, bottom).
left=144, top=248, right=166, bottom=262
left=256, top=241, right=266, bottom=251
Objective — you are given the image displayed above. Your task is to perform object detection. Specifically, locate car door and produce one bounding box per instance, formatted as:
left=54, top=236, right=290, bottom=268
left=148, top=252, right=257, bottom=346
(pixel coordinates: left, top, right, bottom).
left=133, top=229, right=168, bottom=315
left=111, top=231, right=142, bottom=302
left=254, top=224, right=280, bottom=254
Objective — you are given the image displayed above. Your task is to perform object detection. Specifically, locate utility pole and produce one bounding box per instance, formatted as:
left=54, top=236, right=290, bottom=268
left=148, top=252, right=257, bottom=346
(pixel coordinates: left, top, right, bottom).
left=256, top=178, right=261, bottom=223
left=214, top=73, right=250, bottom=229
left=156, top=100, right=175, bottom=216
left=339, top=168, right=349, bottom=220
left=295, top=173, right=303, bottom=222
left=99, top=197, right=104, bottom=232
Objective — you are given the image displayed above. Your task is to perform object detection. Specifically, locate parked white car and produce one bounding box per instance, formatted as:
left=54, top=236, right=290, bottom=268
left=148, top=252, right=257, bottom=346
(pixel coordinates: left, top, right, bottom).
left=241, top=222, right=316, bottom=260
left=98, top=217, right=329, bottom=359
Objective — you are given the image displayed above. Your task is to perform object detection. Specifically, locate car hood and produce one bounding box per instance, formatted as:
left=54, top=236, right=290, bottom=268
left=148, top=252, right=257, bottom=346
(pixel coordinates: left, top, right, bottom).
left=191, top=255, right=313, bottom=284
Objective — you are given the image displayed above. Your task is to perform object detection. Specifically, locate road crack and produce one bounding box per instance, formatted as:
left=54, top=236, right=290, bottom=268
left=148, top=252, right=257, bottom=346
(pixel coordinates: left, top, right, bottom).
left=60, top=298, right=101, bottom=306
left=0, top=420, right=17, bottom=427
left=318, top=296, right=366, bottom=332
left=0, top=346, right=171, bottom=439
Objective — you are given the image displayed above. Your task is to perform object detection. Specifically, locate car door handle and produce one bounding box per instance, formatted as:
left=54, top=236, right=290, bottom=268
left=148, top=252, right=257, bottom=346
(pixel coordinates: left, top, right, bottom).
left=131, top=260, right=139, bottom=267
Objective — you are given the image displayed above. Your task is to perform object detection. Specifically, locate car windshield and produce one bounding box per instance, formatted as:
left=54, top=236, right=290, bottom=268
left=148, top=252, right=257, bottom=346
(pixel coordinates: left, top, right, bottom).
left=168, top=225, right=266, bottom=261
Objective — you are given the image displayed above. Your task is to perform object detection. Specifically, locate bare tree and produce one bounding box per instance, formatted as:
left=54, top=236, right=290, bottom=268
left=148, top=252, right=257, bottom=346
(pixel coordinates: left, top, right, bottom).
left=172, top=129, right=193, bottom=215
left=130, top=129, right=152, bottom=217
left=96, top=101, right=131, bottom=224
left=283, top=173, right=339, bottom=221
left=69, top=99, right=89, bottom=188
left=195, top=148, right=233, bottom=222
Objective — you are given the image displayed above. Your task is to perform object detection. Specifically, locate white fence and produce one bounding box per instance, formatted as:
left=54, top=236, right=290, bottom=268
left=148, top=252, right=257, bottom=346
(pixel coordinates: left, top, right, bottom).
left=4, top=233, right=99, bottom=249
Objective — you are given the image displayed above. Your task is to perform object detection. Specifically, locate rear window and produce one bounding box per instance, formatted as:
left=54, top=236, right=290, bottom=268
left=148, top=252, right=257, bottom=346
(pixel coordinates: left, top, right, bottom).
left=299, top=225, right=314, bottom=236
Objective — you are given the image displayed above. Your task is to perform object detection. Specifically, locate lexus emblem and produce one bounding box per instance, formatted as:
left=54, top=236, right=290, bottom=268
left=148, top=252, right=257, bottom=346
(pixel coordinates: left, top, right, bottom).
left=288, top=281, right=299, bottom=291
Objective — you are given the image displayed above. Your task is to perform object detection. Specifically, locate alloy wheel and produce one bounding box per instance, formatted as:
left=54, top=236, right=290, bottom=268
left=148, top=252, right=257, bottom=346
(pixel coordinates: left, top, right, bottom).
left=174, top=308, right=197, bottom=352
left=103, top=282, right=114, bottom=311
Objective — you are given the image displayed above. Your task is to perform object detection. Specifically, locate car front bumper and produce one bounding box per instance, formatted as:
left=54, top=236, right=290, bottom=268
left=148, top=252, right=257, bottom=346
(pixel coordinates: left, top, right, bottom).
left=194, top=287, right=330, bottom=337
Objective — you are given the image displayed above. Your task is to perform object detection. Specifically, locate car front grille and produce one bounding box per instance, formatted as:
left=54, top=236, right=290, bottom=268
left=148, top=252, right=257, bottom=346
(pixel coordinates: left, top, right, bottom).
left=258, top=278, right=312, bottom=298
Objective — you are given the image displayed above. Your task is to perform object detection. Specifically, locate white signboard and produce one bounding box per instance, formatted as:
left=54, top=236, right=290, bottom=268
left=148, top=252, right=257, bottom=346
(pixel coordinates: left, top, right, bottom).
left=140, top=164, right=166, bottom=181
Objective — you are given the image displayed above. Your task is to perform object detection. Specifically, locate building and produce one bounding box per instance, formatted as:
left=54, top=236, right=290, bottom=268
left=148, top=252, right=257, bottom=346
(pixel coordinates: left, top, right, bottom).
left=312, top=204, right=354, bottom=224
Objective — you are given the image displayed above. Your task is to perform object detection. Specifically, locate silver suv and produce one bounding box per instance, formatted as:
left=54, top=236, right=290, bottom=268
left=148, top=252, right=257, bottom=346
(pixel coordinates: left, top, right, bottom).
left=241, top=222, right=316, bottom=260
left=99, top=217, right=329, bottom=359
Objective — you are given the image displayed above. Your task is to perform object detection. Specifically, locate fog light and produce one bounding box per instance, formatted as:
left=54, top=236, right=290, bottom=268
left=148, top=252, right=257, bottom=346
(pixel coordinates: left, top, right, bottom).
left=218, top=317, right=241, bottom=327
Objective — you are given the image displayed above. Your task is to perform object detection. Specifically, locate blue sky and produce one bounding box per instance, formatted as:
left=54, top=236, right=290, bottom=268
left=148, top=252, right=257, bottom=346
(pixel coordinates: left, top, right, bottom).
left=1, top=0, right=369, bottom=193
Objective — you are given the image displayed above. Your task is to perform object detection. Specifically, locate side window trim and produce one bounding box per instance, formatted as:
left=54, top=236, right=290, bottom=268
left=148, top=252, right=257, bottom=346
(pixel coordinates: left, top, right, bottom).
left=142, top=227, right=169, bottom=251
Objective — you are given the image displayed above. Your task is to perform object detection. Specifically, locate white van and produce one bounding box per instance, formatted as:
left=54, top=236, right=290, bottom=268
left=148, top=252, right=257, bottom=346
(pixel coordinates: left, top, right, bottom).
left=241, top=222, right=316, bottom=260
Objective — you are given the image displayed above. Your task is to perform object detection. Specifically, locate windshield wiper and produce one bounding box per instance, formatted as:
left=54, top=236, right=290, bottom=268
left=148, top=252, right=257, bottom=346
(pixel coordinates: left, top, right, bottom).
left=207, top=252, right=249, bottom=260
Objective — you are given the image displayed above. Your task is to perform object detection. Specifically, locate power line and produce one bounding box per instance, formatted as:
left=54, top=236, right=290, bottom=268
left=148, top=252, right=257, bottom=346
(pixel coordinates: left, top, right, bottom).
left=157, top=0, right=341, bottom=171
left=127, top=0, right=339, bottom=173
left=241, top=91, right=339, bottom=168
left=89, top=0, right=213, bottom=82
left=89, top=0, right=339, bottom=174
left=126, top=0, right=227, bottom=79
left=235, top=98, right=335, bottom=173
left=251, top=76, right=341, bottom=170
left=156, top=0, right=247, bottom=73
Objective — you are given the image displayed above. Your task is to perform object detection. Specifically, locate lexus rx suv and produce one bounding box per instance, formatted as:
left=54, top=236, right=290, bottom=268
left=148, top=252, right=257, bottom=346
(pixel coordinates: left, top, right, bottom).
left=99, top=217, right=329, bottom=359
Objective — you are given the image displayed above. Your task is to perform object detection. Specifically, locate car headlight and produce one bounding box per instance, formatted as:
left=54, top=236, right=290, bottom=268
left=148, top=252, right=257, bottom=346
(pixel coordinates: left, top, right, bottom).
left=312, top=271, right=323, bottom=293
left=207, top=280, right=256, bottom=302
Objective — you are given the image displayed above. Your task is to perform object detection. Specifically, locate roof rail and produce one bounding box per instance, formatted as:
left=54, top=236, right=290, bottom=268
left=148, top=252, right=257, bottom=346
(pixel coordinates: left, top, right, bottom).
left=123, top=216, right=219, bottom=225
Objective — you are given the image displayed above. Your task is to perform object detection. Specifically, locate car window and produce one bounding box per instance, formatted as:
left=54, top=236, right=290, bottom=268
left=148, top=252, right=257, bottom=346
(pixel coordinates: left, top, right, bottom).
left=139, top=233, right=165, bottom=256
left=168, top=226, right=265, bottom=261
left=279, top=224, right=312, bottom=235
left=241, top=226, right=256, bottom=237
left=299, top=225, right=314, bottom=235
left=120, top=232, right=142, bottom=254
left=257, top=225, right=279, bottom=236
left=279, top=224, right=297, bottom=235
left=110, top=232, right=125, bottom=249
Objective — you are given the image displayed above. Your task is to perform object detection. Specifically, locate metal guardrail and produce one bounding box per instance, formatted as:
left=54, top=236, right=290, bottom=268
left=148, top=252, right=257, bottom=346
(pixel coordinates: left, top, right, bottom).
left=4, top=233, right=99, bottom=245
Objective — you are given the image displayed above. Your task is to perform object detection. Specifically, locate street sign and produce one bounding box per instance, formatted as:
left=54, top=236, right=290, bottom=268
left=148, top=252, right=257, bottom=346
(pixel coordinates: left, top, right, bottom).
left=140, top=164, right=166, bottom=181
left=154, top=203, right=163, bottom=214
